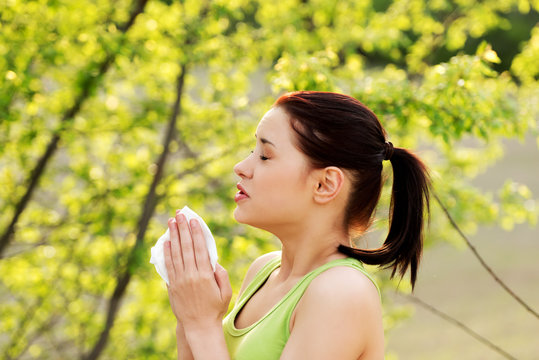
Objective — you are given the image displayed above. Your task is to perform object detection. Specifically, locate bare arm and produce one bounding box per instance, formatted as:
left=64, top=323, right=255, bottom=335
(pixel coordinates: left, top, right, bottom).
left=182, top=321, right=231, bottom=360
left=176, top=322, right=193, bottom=360
left=280, top=267, right=384, bottom=360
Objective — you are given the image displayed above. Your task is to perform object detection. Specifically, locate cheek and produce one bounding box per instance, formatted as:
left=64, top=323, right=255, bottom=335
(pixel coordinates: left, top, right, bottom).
left=260, top=165, right=295, bottom=191
left=233, top=176, right=311, bottom=229
left=265, top=166, right=311, bottom=204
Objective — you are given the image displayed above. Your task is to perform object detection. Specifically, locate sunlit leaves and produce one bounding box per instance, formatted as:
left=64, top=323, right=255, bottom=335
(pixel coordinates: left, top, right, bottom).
left=511, top=24, right=539, bottom=83
left=499, top=180, right=539, bottom=229
left=421, top=54, right=522, bottom=143
left=270, top=50, right=340, bottom=92
left=1, top=0, right=538, bottom=358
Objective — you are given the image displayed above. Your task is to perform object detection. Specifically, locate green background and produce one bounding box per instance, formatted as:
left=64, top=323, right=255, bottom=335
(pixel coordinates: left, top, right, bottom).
left=1, top=0, right=538, bottom=358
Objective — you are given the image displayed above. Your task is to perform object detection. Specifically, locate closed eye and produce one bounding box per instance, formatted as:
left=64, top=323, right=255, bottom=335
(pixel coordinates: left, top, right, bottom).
left=251, top=150, right=269, bottom=161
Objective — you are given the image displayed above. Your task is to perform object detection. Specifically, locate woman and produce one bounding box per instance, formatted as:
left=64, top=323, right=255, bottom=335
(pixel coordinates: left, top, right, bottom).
left=164, top=91, right=430, bottom=359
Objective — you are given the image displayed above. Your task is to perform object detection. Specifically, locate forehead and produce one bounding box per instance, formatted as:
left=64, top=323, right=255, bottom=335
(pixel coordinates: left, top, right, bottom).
left=257, top=106, right=313, bottom=175
left=256, top=107, right=291, bottom=138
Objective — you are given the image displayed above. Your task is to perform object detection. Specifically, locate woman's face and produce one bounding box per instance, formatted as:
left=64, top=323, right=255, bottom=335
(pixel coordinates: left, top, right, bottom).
left=233, top=106, right=317, bottom=233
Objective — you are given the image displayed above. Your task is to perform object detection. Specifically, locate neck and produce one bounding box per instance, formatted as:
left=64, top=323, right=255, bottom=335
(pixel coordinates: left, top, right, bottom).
left=270, top=219, right=349, bottom=281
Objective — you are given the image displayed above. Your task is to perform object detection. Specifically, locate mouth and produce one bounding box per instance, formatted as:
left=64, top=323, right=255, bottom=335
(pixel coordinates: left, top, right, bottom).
left=235, top=183, right=250, bottom=202
left=236, top=183, right=249, bottom=197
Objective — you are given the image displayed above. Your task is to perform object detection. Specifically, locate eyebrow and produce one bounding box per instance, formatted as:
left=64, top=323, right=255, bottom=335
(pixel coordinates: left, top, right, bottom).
left=255, top=134, right=276, bottom=147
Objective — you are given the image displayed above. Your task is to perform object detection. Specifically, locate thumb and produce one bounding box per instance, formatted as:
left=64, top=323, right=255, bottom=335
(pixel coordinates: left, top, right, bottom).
left=214, top=263, right=232, bottom=304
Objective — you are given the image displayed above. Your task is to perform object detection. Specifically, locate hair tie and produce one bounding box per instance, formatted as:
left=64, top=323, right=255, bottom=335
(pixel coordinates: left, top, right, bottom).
left=384, top=141, right=394, bottom=161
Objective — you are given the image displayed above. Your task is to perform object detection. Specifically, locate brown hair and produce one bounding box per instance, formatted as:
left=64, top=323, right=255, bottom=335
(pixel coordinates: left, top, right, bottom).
left=274, top=91, right=430, bottom=288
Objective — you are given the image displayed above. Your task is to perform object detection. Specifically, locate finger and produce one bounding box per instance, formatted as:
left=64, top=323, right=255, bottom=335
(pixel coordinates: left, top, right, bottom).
left=215, top=263, right=233, bottom=304
left=190, top=218, right=212, bottom=273
left=165, top=283, right=173, bottom=302
left=168, top=217, right=184, bottom=276
left=163, top=239, right=176, bottom=284
left=176, top=212, right=196, bottom=271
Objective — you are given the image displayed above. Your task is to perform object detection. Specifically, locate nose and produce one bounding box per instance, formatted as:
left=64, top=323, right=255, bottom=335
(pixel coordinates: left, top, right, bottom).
left=234, top=153, right=253, bottom=179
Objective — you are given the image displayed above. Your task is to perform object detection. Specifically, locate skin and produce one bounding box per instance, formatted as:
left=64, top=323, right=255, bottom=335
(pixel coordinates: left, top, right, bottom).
left=165, top=106, right=384, bottom=359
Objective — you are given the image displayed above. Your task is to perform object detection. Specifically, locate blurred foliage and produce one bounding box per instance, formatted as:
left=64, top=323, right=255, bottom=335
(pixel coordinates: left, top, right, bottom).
left=0, top=0, right=538, bottom=358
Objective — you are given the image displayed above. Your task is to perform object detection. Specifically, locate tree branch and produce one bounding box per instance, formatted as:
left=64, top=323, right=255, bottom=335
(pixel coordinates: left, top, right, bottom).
left=433, top=191, right=539, bottom=319
left=82, top=63, right=188, bottom=360
left=0, top=0, right=149, bottom=259
left=401, top=293, right=517, bottom=360
left=3, top=295, right=47, bottom=360
left=7, top=314, right=61, bottom=360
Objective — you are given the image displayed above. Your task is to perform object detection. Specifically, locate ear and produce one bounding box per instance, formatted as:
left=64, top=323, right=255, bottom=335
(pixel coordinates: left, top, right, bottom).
left=313, top=166, right=345, bottom=204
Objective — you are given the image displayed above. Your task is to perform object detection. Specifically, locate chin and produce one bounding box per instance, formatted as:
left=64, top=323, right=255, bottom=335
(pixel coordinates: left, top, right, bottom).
left=233, top=206, right=266, bottom=229
left=233, top=206, right=250, bottom=224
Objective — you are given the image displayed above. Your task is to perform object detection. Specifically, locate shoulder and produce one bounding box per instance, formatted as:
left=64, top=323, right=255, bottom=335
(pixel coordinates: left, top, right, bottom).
left=238, top=251, right=281, bottom=297
left=297, top=266, right=382, bottom=327
left=285, top=265, right=383, bottom=359
left=306, top=265, right=380, bottom=305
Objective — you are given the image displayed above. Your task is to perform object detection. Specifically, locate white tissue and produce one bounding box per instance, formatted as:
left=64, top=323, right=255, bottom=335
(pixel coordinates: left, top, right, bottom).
left=150, top=206, right=218, bottom=285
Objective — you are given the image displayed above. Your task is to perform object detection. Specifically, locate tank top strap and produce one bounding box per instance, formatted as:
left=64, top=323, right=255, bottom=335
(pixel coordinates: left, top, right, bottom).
left=223, top=256, right=380, bottom=359
left=235, top=255, right=282, bottom=305
left=281, top=257, right=380, bottom=312
left=239, top=256, right=380, bottom=307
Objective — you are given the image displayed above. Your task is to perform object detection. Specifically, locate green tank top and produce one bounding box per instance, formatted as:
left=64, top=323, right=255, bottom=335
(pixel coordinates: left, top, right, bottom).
left=222, top=256, right=379, bottom=359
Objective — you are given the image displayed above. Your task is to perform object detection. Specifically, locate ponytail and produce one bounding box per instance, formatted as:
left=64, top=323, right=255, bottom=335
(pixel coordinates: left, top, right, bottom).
left=338, top=147, right=430, bottom=289
left=274, top=91, right=430, bottom=289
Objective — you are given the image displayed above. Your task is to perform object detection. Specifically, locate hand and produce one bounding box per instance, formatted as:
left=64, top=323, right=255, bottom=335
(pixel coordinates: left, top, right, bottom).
left=164, top=211, right=232, bottom=331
